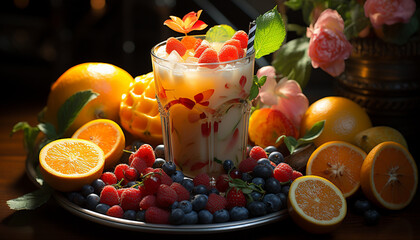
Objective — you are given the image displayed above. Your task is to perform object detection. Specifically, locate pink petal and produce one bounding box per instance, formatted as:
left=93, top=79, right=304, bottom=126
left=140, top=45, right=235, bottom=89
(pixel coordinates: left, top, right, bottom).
left=256, top=66, right=278, bottom=106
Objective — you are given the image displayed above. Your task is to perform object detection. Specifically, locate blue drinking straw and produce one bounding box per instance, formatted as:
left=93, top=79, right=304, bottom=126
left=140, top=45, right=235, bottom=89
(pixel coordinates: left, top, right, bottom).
left=246, top=20, right=256, bottom=56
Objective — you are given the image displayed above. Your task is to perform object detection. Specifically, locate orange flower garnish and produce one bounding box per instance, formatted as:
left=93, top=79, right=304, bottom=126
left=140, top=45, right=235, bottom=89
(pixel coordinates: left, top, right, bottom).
left=164, top=10, right=208, bottom=34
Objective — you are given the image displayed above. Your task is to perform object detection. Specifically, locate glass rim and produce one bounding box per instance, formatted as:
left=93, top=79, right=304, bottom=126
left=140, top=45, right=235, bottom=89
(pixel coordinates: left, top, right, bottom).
left=150, top=35, right=255, bottom=67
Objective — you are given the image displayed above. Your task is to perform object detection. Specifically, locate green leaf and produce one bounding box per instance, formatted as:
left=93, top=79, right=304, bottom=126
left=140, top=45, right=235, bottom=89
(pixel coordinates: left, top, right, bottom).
left=284, top=0, right=303, bottom=10
left=343, top=2, right=370, bottom=39
left=37, top=122, right=58, bottom=140
left=257, top=75, right=267, bottom=86
left=283, top=136, right=298, bottom=154
left=254, top=6, right=286, bottom=59
left=57, top=90, right=99, bottom=135
left=206, top=24, right=236, bottom=43
left=296, top=120, right=325, bottom=146
left=11, top=122, right=40, bottom=154
left=381, top=11, right=419, bottom=45
left=272, top=37, right=312, bottom=88
left=7, top=185, right=53, bottom=210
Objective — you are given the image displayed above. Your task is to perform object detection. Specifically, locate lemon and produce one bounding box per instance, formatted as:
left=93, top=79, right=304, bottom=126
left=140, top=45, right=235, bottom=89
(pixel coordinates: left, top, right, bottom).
left=354, top=126, right=408, bottom=153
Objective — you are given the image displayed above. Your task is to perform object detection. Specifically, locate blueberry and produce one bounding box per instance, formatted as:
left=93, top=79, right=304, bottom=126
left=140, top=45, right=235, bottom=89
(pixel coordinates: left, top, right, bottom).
left=241, top=172, right=253, bottom=182
left=95, top=203, right=110, bottom=214
left=192, top=194, right=208, bottom=211
left=66, top=192, right=78, bottom=202
left=268, top=151, right=284, bottom=165
left=265, top=177, right=282, bottom=194
left=152, top=158, right=166, bottom=168
left=281, top=185, right=290, bottom=195
left=72, top=192, right=86, bottom=206
left=198, top=209, right=213, bottom=224
left=207, top=188, right=219, bottom=195
left=125, top=181, right=138, bottom=188
left=171, top=201, right=179, bottom=209
left=247, top=201, right=267, bottom=217
left=81, top=184, right=95, bottom=197
left=252, top=164, right=273, bottom=179
left=170, top=208, right=185, bottom=225
left=229, top=206, right=249, bottom=221
left=86, top=193, right=100, bottom=210
left=276, top=193, right=287, bottom=208
left=131, top=140, right=145, bottom=151
left=257, top=158, right=272, bottom=166
left=178, top=200, right=193, bottom=213
left=250, top=191, right=262, bottom=201
left=263, top=193, right=282, bottom=213
left=184, top=211, right=198, bottom=224
left=162, top=161, right=177, bottom=176
left=136, top=210, right=146, bottom=222
left=193, top=185, right=208, bottom=195
left=154, top=144, right=165, bottom=159
left=264, top=146, right=278, bottom=154
left=251, top=177, right=265, bottom=188
left=353, top=199, right=372, bottom=215
left=181, top=178, right=194, bottom=192
left=213, top=209, right=230, bottom=223
left=364, top=209, right=380, bottom=225
left=123, top=210, right=137, bottom=220
left=223, top=159, right=235, bottom=173
left=91, top=179, right=105, bottom=195
left=171, top=170, right=184, bottom=183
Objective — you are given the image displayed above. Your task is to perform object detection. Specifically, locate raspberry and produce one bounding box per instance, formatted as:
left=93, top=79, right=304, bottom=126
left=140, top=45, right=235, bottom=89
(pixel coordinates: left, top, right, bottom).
left=218, top=45, right=239, bottom=62
left=120, top=188, right=142, bottom=211
left=198, top=48, right=219, bottom=68
left=124, top=167, right=139, bottom=182
left=142, top=167, right=155, bottom=175
left=145, top=207, right=170, bottom=224
left=155, top=168, right=173, bottom=186
left=156, top=184, right=178, bottom=208
left=142, top=174, right=161, bottom=196
left=100, top=172, right=117, bottom=185
left=238, top=157, right=258, bottom=173
left=249, top=146, right=268, bottom=160
left=226, top=188, right=247, bottom=209
left=273, top=163, right=293, bottom=183
left=291, top=170, right=303, bottom=181
left=99, top=185, right=120, bottom=206
left=170, top=182, right=191, bottom=202
left=215, top=174, right=230, bottom=193
left=232, top=30, right=248, bottom=49
left=132, top=144, right=156, bottom=167
left=114, top=164, right=129, bottom=182
left=223, top=39, right=244, bottom=58
left=166, top=37, right=186, bottom=56
left=106, top=205, right=124, bottom=218
left=193, top=173, right=211, bottom=189
left=194, top=40, right=210, bottom=58
left=206, top=193, right=227, bottom=214
left=117, top=188, right=125, bottom=199
left=139, top=195, right=157, bottom=210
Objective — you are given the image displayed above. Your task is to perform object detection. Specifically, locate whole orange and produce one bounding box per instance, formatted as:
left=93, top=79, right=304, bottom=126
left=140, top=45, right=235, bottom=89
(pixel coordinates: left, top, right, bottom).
left=300, top=96, right=372, bottom=147
left=119, top=72, right=163, bottom=147
left=44, top=63, right=134, bottom=136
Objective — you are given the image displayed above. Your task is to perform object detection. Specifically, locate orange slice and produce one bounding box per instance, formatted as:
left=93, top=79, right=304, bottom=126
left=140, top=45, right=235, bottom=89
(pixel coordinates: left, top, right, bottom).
left=39, top=138, right=105, bottom=192
left=306, top=141, right=367, bottom=198
left=288, top=175, right=347, bottom=234
left=360, top=141, right=418, bottom=210
left=72, top=119, right=125, bottom=170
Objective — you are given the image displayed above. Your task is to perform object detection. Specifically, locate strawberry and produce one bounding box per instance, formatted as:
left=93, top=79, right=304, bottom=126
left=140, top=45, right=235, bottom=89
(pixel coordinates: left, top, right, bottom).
left=120, top=188, right=142, bottom=211
left=198, top=48, right=219, bottom=68
left=99, top=185, right=120, bottom=206
left=139, top=194, right=157, bottom=210
left=291, top=170, right=303, bottom=181
left=166, top=37, right=187, bottom=56
left=232, top=30, right=248, bottom=49
left=156, top=184, right=178, bottom=208
left=218, top=45, right=239, bottom=62
left=170, top=182, right=191, bottom=202
left=145, top=207, right=170, bottom=224
left=273, top=163, right=294, bottom=183
left=215, top=174, right=230, bottom=193
left=238, top=157, right=258, bottom=173
left=100, top=172, right=117, bottom=185
left=194, top=40, right=210, bottom=58
left=193, top=173, right=211, bottom=189
left=106, top=205, right=124, bottom=218
left=249, top=146, right=268, bottom=160
left=223, top=39, right=243, bottom=58
left=226, top=187, right=247, bottom=209
left=206, top=193, right=227, bottom=214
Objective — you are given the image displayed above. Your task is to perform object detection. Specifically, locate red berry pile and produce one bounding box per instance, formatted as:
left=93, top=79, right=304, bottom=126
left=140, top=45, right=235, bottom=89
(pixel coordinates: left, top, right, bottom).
left=66, top=143, right=303, bottom=224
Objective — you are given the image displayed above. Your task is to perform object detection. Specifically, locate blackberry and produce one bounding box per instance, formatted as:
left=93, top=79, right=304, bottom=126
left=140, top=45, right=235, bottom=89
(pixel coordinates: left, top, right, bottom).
left=154, top=144, right=165, bottom=159
left=268, top=151, right=284, bottom=165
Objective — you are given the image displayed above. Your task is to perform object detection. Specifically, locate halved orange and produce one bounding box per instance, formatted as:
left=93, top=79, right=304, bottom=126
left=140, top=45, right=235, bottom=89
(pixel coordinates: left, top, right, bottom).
left=72, top=119, right=125, bottom=170
left=360, top=141, right=418, bottom=210
left=288, top=175, right=347, bottom=234
left=39, top=138, right=105, bottom=192
left=306, top=141, right=367, bottom=198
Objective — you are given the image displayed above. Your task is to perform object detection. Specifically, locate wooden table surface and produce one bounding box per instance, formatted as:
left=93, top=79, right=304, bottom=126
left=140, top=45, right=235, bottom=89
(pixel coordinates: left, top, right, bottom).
left=1, top=100, right=419, bottom=240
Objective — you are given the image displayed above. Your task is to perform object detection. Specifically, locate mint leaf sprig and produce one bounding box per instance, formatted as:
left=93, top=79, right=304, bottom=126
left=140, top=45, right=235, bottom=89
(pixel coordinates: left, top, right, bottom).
left=277, top=120, right=325, bottom=154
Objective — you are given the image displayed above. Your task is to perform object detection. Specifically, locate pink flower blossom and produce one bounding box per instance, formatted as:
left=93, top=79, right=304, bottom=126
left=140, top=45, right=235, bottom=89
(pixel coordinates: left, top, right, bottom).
left=306, top=9, right=352, bottom=77
left=364, top=0, right=416, bottom=28
left=256, top=66, right=309, bottom=130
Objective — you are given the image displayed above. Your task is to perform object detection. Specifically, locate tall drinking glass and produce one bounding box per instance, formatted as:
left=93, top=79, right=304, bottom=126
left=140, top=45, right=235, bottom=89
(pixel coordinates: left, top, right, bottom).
left=151, top=36, right=255, bottom=178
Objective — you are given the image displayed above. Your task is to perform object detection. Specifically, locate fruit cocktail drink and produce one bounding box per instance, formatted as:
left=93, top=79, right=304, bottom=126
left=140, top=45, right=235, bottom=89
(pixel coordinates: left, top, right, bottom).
left=151, top=27, right=254, bottom=177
